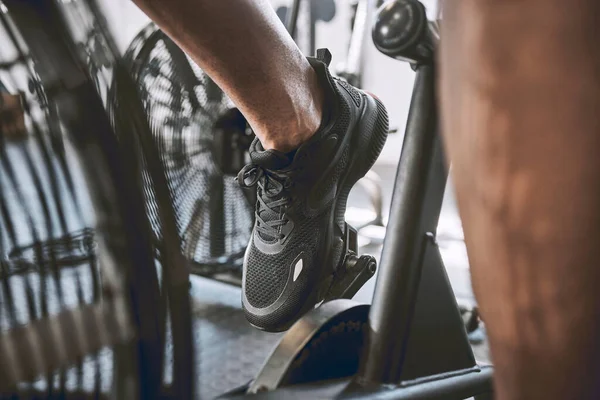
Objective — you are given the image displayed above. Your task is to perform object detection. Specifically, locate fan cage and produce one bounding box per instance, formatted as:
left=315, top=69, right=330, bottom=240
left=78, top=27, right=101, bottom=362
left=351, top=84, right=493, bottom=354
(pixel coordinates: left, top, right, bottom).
left=0, top=1, right=183, bottom=398
left=0, top=6, right=118, bottom=399
left=122, top=23, right=254, bottom=275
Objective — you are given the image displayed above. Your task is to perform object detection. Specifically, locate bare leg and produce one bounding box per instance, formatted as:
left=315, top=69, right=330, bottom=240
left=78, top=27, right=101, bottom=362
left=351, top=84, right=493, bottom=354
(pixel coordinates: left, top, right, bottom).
left=131, top=0, right=323, bottom=152
left=440, top=1, right=600, bottom=399
left=132, top=0, right=390, bottom=333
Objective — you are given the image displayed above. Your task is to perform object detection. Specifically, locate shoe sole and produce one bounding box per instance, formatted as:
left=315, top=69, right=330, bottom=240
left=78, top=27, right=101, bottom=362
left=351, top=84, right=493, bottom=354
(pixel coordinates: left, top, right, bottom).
left=295, top=93, right=389, bottom=327
left=335, top=93, right=389, bottom=232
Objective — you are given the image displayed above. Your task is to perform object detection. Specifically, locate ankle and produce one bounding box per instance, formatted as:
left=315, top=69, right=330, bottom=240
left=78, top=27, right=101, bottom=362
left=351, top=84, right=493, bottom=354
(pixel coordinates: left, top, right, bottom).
left=259, top=67, right=325, bottom=153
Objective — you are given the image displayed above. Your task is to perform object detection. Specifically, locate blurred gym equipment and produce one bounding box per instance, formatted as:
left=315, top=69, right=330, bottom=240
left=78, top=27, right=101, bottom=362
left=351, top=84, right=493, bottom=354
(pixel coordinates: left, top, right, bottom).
left=0, top=0, right=193, bottom=397
left=0, top=0, right=492, bottom=399
left=122, top=23, right=254, bottom=284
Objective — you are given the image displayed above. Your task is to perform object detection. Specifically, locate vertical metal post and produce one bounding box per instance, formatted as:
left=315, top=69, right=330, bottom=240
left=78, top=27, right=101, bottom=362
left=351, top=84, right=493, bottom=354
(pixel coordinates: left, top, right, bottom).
left=308, top=3, right=316, bottom=57
left=343, top=0, right=372, bottom=86
left=286, top=0, right=302, bottom=38
left=358, top=65, right=438, bottom=384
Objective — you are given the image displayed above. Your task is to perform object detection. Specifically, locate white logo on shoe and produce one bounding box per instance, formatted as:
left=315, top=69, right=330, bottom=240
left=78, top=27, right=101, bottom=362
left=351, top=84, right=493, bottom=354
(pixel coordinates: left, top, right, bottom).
left=293, top=258, right=303, bottom=282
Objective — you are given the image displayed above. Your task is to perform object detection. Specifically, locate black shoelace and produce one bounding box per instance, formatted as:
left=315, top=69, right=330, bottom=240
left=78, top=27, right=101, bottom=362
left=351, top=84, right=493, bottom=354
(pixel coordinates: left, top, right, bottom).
left=237, top=164, right=294, bottom=241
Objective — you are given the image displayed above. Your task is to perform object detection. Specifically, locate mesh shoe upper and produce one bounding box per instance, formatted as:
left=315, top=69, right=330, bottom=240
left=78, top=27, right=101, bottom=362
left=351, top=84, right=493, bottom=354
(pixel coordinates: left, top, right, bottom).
left=238, top=48, right=389, bottom=332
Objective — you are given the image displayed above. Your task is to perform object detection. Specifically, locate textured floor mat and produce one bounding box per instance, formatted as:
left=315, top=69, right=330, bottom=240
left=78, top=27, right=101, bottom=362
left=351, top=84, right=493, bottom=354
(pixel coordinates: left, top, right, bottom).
left=0, top=270, right=280, bottom=399
left=188, top=277, right=282, bottom=399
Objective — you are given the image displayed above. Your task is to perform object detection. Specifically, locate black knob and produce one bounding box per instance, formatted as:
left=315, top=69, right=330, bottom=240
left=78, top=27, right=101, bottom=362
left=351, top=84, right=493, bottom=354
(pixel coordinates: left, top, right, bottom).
left=372, top=0, right=433, bottom=64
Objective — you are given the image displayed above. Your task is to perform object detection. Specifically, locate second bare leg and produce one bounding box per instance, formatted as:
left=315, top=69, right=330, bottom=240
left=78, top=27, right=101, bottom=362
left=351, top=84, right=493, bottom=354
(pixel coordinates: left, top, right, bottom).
left=441, top=1, right=600, bottom=399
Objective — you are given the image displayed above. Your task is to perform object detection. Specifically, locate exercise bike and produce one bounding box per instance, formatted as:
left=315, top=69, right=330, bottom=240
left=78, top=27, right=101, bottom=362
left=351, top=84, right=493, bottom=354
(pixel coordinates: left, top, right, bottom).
left=221, top=0, right=494, bottom=398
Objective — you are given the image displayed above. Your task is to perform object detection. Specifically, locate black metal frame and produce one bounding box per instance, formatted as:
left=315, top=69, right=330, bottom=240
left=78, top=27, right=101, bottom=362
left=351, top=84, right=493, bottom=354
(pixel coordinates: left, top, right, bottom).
left=234, top=1, right=495, bottom=398
left=235, top=366, right=494, bottom=399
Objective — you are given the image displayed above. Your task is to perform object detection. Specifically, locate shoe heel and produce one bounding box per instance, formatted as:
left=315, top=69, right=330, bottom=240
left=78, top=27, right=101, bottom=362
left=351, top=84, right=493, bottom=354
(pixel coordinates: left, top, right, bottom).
left=335, top=95, right=389, bottom=226
left=363, top=96, right=390, bottom=177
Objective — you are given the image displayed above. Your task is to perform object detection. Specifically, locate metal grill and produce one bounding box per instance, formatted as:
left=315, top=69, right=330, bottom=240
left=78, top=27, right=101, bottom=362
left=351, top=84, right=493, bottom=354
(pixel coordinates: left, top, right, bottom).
left=0, top=1, right=193, bottom=398
left=122, top=24, right=254, bottom=276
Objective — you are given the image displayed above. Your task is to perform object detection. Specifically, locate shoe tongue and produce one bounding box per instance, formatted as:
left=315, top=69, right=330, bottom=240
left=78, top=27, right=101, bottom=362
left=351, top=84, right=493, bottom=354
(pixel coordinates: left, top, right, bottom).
left=249, top=139, right=294, bottom=170
left=248, top=139, right=295, bottom=242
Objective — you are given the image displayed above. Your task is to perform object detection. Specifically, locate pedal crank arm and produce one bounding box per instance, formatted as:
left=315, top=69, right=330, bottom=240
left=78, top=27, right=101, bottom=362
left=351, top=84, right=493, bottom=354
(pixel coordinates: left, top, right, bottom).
left=325, top=254, right=377, bottom=302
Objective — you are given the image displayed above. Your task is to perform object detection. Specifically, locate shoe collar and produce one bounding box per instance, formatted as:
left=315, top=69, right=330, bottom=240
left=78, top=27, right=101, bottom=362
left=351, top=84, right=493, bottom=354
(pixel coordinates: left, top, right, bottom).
left=249, top=138, right=294, bottom=170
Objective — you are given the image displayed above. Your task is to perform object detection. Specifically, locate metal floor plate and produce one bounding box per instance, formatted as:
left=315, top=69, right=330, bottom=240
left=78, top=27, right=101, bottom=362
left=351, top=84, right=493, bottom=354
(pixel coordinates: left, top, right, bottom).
left=188, top=277, right=283, bottom=399
left=0, top=266, right=281, bottom=399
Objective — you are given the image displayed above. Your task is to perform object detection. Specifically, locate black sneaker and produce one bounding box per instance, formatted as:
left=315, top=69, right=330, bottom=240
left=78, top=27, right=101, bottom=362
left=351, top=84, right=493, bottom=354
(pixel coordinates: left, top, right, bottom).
left=237, top=49, right=389, bottom=332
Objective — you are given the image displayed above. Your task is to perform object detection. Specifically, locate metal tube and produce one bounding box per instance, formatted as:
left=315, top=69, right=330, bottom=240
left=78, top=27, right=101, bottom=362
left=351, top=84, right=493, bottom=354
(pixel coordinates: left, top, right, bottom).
left=308, top=3, right=316, bottom=57
left=367, top=367, right=494, bottom=400
left=345, top=0, right=371, bottom=80
left=358, top=65, right=438, bottom=384
left=285, top=0, right=302, bottom=38
left=228, top=367, right=494, bottom=399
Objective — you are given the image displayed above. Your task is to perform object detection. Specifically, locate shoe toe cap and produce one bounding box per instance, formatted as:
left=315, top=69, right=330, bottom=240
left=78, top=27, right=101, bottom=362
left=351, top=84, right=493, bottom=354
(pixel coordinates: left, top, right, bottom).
left=242, top=246, right=315, bottom=332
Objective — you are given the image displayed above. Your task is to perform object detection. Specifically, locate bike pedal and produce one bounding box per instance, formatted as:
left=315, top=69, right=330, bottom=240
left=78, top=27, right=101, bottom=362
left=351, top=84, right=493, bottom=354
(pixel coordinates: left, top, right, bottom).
left=325, top=254, right=377, bottom=302
left=324, top=223, right=377, bottom=302
left=344, top=222, right=358, bottom=254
